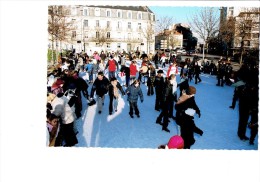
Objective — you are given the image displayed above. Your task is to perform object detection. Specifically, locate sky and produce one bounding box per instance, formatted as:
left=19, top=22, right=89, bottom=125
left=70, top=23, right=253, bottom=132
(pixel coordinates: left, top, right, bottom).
left=149, top=6, right=211, bottom=25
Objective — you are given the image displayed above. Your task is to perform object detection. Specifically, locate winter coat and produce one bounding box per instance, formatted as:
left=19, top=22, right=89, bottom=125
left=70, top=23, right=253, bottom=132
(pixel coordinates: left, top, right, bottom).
left=178, top=78, right=189, bottom=94
left=163, top=81, right=177, bottom=103
left=153, top=76, right=165, bottom=94
left=120, top=66, right=130, bottom=77
left=92, top=63, right=99, bottom=74
left=105, top=59, right=119, bottom=72
left=129, top=63, right=138, bottom=76
left=167, top=65, right=178, bottom=77
left=175, top=95, right=200, bottom=126
left=108, top=81, right=125, bottom=98
left=90, top=76, right=110, bottom=97
left=51, top=96, right=76, bottom=125
left=126, top=84, right=143, bottom=102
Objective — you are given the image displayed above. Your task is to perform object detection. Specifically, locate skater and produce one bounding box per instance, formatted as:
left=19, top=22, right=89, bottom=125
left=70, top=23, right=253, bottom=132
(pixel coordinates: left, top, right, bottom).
left=105, top=53, right=119, bottom=80
left=153, top=69, right=165, bottom=111
left=90, top=71, right=110, bottom=114
left=155, top=74, right=177, bottom=133
left=125, top=79, right=144, bottom=118
left=180, top=108, right=203, bottom=149
left=147, top=63, right=156, bottom=96
left=194, top=61, right=202, bottom=84
left=108, top=77, right=125, bottom=115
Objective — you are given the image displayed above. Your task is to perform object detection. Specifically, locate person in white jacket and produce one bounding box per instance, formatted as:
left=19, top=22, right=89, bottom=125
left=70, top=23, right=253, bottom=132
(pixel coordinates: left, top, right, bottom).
left=48, top=93, right=78, bottom=147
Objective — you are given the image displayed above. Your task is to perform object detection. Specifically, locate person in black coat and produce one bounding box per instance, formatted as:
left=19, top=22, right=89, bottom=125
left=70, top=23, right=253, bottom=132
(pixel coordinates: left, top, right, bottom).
left=216, top=60, right=226, bottom=86
left=175, top=86, right=201, bottom=127
left=153, top=70, right=165, bottom=111
left=63, top=70, right=89, bottom=118
left=108, top=77, right=125, bottom=115
left=120, top=65, right=130, bottom=87
left=90, top=71, right=110, bottom=114
left=147, top=63, right=156, bottom=96
left=156, top=75, right=177, bottom=133
left=194, top=61, right=202, bottom=84
left=178, top=72, right=189, bottom=97
left=153, top=52, right=160, bottom=69
left=180, top=108, right=203, bottom=149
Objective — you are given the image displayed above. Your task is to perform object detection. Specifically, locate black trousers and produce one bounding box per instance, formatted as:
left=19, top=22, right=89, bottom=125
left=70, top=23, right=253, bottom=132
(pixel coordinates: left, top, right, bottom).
left=129, top=101, right=139, bottom=116
left=238, top=106, right=250, bottom=138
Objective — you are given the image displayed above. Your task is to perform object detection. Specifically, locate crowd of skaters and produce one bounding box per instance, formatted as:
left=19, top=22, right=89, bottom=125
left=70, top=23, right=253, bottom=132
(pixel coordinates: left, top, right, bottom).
left=46, top=49, right=258, bottom=148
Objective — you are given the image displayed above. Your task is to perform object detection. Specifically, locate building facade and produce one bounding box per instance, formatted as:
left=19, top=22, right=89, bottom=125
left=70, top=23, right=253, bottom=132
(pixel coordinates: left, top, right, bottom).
left=48, top=5, right=156, bottom=54
left=226, top=7, right=259, bottom=50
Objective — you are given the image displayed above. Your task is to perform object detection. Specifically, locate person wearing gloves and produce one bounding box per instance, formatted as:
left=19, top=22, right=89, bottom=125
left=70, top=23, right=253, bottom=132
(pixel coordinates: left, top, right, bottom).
left=90, top=71, right=110, bottom=114
left=108, top=77, right=125, bottom=115
left=125, top=79, right=144, bottom=118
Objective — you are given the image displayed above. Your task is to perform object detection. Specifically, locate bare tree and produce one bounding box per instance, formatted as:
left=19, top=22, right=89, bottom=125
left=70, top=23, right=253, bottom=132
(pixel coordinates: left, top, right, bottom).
left=168, top=33, right=180, bottom=49
left=189, top=7, right=219, bottom=60
left=219, top=17, right=235, bottom=57
left=233, top=7, right=260, bottom=64
left=92, top=27, right=112, bottom=48
left=156, top=16, right=174, bottom=34
left=142, top=21, right=155, bottom=54
left=48, top=5, right=74, bottom=64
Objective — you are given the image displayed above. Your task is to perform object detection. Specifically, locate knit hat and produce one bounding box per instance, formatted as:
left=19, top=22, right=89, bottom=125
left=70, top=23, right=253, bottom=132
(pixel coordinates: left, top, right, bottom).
left=185, top=108, right=196, bottom=116
left=188, top=86, right=196, bottom=95
left=157, top=70, right=163, bottom=74
left=167, top=135, right=184, bottom=149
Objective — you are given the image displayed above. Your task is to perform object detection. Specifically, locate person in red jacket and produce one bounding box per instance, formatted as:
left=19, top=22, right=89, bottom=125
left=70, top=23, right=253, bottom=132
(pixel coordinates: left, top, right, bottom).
left=166, top=62, right=178, bottom=78
left=105, top=54, right=119, bottom=80
left=129, top=60, right=138, bottom=85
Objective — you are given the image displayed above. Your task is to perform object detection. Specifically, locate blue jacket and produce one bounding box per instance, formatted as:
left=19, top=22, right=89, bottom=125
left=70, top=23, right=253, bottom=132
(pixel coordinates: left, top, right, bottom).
left=126, top=84, right=143, bottom=102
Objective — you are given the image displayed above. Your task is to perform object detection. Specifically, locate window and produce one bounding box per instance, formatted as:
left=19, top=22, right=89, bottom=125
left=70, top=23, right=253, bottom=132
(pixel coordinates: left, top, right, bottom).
left=117, top=10, right=122, bottom=18
left=72, top=31, right=76, bottom=38
left=128, top=22, right=131, bottom=29
left=84, top=31, right=88, bottom=38
left=127, top=33, right=131, bottom=39
left=117, top=43, right=121, bottom=48
left=117, top=21, right=122, bottom=29
left=96, top=32, right=100, bottom=38
left=95, top=8, right=100, bottom=16
left=107, top=21, right=111, bottom=28
left=106, top=9, right=111, bottom=17
left=138, top=33, right=141, bottom=40
left=96, top=20, right=100, bottom=27
left=137, top=12, right=142, bottom=20
left=71, top=6, right=77, bottom=15
left=138, top=23, right=142, bottom=30
left=252, top=33, right=259, bottom=39
left=107, top=43, right=111, bottom=48
left=107, top=32, right=111, bottom=38
left=83, top=20, right=88, bottom=27
left=127, top=11, right=132, bottom=19
left=83, top=8, right=88, bottom=16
